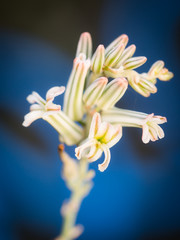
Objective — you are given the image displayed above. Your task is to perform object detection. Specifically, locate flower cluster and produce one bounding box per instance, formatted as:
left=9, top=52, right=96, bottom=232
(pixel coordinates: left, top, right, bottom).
left=23, top=32, right=173, bottom=172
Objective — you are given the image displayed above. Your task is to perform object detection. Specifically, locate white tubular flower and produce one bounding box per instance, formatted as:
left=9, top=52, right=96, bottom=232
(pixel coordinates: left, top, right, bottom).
left=91, top=44, right=105, bottom=74
left=101, top=107, right=167, bottom=144
left=63, top=54, right=91, bottom=121
left=127, top=70, right=157, bottom=97
left=75, top=113, right=122, bottom=172
left=83, top=77, right=108, bottom=109
left=148, top=60, right=174, bottom=82
left=76, top=32, right=92, bottom=59
left=96, top=78, right=128, bottom=111
left=22, top=87, right=84, bottom=146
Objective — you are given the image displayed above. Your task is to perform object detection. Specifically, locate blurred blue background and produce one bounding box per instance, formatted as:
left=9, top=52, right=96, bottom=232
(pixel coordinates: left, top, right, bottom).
left=0, top=0, right=180, bottom=239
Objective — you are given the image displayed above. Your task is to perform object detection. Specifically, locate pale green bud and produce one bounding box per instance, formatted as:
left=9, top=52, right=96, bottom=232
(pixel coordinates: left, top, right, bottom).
left=104, top=44, right=125, bottom=68
left=91, top=44, right=105, bottom=74
left=83, top=77, right=108, bottom=108
left=105, top=34, right=129, bottom=56
left=76, top=32, right=92, bottom=59
left=115, top=44, right=136, bottom=68
left=123, top=56, right=147, bottom=70
left=148, top=60, right=164, bottom=77
left=63, top=54, right=91, bottom=121
left=96, top=77, right=128, bottom=110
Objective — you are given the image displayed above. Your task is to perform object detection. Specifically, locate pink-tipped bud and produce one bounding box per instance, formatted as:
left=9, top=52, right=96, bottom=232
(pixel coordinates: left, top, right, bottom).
left=96, top=77, right=128, bottom=110
left=123, top=56, right=147, bottom=70
left=115, top=44, right=136, bottom=68
left=76, top=32, right=92, bottom=59
left=105, top=34, right=129, bottom=56
left=104, top=43, right=125, bottom=68
left=91, top=44, right=105, bottom=74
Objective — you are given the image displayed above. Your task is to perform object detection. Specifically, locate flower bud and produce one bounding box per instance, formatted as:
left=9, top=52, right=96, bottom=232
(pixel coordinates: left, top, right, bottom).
left=158, top=68, right=174, bottom=81
left=105, top=34, right=129, bottom=56
left=83, top=77, right=108, bottom=108
left=104, top=44, right=125, bottom=68
left=148, top=60, right=164, bottom=77
left=123, top=56, right=147, bottom=70
left=63, top=54, right=91, bottom=121
left=91, top=44, right=105, bottom=74
left=76, top=32, right=92, bottom=59
left=115, top=44, right=136, bottom=68
left=127, top=71, right=157, bottom=97
left=96, top=78, right=128, bottom=110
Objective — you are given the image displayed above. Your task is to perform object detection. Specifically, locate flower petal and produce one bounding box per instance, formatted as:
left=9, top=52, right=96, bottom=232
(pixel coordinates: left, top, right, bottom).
left=27, top=91, right=46, bottom=105
left=46, top=86, right=65, bottom=102
left=106, top=125, right=122, bottom=148
left=22, top=110, right=44, bottom=127
left=98, top=144, right=111, bottom=172
left=88, top=112, right=101, bottom=138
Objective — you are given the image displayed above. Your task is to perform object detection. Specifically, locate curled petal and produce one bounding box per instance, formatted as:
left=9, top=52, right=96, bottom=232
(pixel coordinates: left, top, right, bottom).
left=75, top=139, right=96, bottom=159
left=27, top=91, right=45, bottom=105
left=88, top=112, right=101, bottom=138
left=22, top=110, right=44, bottom=127
left=88, top=148, right=103, bottom=163
left=46, top=86, right=65, bottom=102
left=98, top=144, right=111, bottom=172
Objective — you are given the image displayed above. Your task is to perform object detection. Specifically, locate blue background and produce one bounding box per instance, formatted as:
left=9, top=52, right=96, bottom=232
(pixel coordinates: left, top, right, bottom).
left=0, top=0, right=180, bottom=239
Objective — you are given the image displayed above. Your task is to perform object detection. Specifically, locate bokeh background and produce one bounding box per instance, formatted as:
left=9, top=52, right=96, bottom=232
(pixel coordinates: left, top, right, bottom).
left=0, top=0, right=180, bottom=239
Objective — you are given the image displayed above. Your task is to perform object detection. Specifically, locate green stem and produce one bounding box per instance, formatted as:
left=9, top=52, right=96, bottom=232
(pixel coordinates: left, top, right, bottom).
left=56, top=149, right=92, bottom=240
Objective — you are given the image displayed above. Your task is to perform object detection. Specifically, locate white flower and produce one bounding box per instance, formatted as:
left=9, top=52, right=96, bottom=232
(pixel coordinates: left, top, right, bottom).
left=75, top=113, right=122, bottom=172
left=23, top=86, right=65, bottom=127
left=142, top=113, right=167, bottom=144
left=23, top=86, right=84, bottom=146
left=101, top=107, right=167, bottom=144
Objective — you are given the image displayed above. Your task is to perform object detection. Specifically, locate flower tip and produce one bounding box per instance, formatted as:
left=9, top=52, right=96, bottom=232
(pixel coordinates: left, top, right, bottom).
left=99, top=77, right=108, bottom=85
left=98, top=164, right=106, bottom=172
left=98, top=44, right=105, bottom=50
left=116, top=77, right=128, bottom=87
left=143, top=57, right=147, bottom=63
left=75, top=148, right=81, bottom=160
left=81, top=32, right=91, bottom=37
left=22, top=120, right=29, bottom=127
left=46, top=86, right=65, bottom=101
